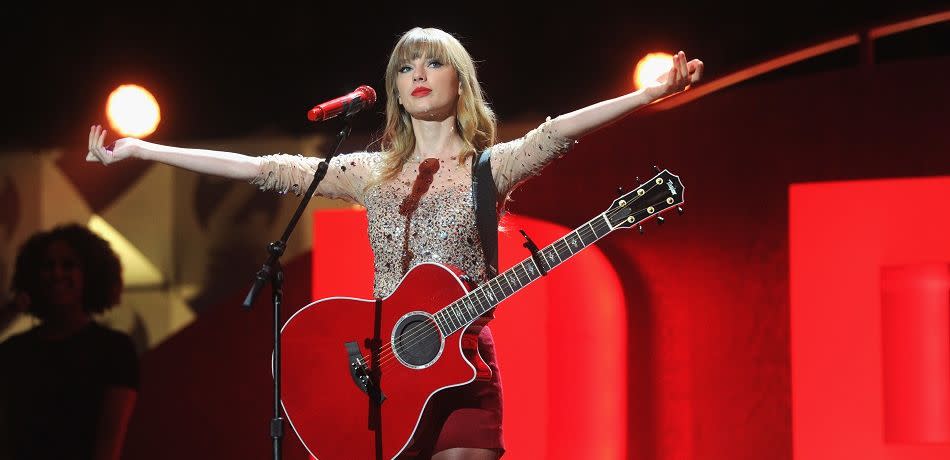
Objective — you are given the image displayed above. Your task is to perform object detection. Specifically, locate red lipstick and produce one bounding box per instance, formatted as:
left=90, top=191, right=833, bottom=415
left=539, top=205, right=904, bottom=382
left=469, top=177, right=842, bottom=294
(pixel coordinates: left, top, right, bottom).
left=411, top=87, right=431, bottom=97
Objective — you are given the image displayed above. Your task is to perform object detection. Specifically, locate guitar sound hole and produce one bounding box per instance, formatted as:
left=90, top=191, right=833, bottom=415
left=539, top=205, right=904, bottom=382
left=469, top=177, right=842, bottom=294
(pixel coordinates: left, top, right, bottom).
left=393, top=314, right=442, bottom=368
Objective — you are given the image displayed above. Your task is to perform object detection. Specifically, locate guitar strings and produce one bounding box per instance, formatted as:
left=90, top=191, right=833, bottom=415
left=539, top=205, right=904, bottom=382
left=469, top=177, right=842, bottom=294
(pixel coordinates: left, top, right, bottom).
left=359, top=184, right=673, bottom=373
left=361, top=209, right=607, bottom=369
left=358, top=181, right=676, bottom=373
left=362, top=191, right=673, bottom=375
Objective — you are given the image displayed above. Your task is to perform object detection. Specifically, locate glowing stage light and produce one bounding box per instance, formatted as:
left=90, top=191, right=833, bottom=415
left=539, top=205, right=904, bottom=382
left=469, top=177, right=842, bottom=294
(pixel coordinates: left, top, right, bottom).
left=106, top=84, right=161, bottom=138
left=633, top=52, right=674, bottom=90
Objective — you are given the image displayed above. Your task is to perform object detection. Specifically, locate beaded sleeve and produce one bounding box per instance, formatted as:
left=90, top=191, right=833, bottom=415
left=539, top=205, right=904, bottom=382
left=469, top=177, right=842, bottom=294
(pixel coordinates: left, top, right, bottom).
left=249, top=151, right=377, bottom=205
left=490, top=116, right=576, bottom=198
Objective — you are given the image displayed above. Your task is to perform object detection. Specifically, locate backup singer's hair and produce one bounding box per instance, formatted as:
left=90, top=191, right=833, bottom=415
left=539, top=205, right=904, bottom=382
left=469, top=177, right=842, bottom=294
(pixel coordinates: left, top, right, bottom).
left=13, top=223, right=123, bottom=318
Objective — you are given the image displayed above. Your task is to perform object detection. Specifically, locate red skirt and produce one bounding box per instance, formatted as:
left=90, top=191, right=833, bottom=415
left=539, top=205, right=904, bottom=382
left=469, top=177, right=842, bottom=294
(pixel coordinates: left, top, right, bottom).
left=399, top=325, right=505, bottom=458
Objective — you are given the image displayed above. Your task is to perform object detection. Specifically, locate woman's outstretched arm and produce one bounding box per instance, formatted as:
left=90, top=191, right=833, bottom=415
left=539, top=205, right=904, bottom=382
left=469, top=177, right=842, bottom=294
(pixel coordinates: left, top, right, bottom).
left=551, top=51, right=703, bottom=140
left=489, top=51, right=703, bottom=196
left=86, top=125, right=261, bottom=180
left=86, top=125, right=372, bottom=204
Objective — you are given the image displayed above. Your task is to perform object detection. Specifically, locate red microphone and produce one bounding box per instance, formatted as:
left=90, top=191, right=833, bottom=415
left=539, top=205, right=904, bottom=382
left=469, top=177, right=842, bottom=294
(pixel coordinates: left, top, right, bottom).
left=307, top=85, right=377, bottom=122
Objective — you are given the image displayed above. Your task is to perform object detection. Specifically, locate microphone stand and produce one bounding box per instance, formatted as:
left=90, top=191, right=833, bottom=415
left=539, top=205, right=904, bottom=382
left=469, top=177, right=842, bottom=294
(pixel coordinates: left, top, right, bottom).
left=243, top=113, right=356, bottom=460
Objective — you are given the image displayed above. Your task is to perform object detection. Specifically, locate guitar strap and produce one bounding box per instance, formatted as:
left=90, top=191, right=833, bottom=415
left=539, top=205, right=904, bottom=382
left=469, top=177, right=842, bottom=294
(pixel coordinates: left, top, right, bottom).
left=471, top=148, right=499, bottom=279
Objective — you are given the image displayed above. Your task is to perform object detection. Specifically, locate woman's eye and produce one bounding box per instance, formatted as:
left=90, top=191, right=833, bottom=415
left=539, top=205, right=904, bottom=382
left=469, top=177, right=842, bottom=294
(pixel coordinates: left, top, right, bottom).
left=427, top=60, right=443, bottom=68
left=398, top=65, right=411, bottom=73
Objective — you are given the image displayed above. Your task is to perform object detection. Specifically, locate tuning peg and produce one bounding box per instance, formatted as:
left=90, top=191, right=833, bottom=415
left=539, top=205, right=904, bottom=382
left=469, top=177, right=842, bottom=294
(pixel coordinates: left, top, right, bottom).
left=638, top=224, right=644, bottom=234
left=657, top=216, right=665, bottom=225
left=653, top=165, right=661, bottom=174
left=677, top=206, right=684, bottom=215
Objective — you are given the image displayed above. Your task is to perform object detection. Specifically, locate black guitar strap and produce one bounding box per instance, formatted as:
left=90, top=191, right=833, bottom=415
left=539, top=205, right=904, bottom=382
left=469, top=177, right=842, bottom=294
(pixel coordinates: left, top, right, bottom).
left=471, top=148, right=499, bottom=279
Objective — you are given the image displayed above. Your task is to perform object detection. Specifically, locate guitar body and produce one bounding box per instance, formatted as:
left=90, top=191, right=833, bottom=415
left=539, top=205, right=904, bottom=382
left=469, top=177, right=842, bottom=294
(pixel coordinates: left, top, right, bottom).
left=281, top=263, right=492, bottom=460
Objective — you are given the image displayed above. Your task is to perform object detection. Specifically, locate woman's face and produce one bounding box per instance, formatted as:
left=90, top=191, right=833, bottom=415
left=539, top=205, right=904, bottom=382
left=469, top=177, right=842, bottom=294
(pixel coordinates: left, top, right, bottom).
left=395, top=55, right=461, bottom=121
left=38, top=239, right=85, bottom=312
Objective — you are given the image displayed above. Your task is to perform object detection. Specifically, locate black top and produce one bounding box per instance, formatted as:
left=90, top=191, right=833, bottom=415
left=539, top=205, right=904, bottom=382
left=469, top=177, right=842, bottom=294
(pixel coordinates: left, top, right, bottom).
left=0, top=321, right=139, bottom=460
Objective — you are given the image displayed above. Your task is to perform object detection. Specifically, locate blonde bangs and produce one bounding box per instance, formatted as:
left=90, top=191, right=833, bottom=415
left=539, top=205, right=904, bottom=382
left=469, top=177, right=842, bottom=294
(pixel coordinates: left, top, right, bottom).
left=391, top=31, right=453, bottom=70
left=374, top=27, right=497, bottom=187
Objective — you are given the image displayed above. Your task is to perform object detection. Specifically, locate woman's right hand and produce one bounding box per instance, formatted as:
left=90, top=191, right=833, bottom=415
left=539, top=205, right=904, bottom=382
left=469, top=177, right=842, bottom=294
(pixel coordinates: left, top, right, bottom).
left=86, top=124, right=138, bottom=165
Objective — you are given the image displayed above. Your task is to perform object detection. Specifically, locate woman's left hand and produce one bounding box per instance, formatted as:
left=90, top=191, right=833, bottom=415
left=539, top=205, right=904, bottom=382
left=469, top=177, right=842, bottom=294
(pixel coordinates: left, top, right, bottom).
left=647, top=51, right=704, bottom=100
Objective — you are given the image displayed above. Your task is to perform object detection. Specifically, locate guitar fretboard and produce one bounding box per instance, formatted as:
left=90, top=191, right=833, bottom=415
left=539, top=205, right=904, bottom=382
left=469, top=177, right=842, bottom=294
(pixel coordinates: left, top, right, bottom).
left=433, top=212, right=614, bottom=334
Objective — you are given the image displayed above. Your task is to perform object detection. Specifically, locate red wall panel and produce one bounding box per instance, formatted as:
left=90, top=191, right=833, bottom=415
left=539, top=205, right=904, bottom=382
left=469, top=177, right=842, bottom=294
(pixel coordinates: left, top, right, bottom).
left=790, top=176, right=950, bottom=459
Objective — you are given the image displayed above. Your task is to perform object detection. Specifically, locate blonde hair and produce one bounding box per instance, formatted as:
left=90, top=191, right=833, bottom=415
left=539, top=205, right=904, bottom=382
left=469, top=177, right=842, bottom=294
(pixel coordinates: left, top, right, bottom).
left=374, top=27, right=496, bottom=183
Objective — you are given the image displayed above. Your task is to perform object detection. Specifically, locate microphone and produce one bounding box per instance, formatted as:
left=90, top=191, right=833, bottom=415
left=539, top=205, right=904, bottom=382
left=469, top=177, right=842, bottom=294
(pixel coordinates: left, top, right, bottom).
left=307, top=85, right=377, bottom=122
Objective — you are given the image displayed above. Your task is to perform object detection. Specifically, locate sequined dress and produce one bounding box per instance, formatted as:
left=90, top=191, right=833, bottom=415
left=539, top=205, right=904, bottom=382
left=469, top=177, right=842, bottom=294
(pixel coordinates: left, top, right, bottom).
left=251, top=118, right=573, bottom=456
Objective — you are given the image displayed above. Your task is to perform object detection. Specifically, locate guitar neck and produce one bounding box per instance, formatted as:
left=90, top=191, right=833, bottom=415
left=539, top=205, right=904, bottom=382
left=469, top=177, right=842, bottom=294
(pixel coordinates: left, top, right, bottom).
left=433, top=212, right=615, bottom=335
left=432, top=168, right=685, bottom=335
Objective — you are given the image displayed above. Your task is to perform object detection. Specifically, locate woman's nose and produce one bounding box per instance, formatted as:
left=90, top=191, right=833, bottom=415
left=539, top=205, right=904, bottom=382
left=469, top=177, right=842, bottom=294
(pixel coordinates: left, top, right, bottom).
left=412, top=68, right=426, bottom=81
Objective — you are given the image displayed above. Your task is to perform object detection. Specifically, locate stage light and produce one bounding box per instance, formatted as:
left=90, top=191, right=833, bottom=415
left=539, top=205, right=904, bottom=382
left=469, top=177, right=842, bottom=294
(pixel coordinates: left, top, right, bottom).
left=106, top=84, right=161, bottom=138
left=633, top=52, right=674, bottom=90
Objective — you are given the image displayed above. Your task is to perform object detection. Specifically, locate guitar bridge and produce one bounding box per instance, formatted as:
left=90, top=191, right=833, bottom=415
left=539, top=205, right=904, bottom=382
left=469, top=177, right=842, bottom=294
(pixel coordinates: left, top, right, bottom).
left=345, top=341, right=385, bottom=404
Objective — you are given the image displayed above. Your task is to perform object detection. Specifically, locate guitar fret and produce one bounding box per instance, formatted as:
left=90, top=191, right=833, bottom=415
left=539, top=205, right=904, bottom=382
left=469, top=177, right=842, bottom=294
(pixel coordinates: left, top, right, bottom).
left=449, top=306, right=465, bottom=327
left=485, top=282, right=500, bottom=304
left=442, top=310, right=455, bottom=331
left=470, top=289, right=483, bottom=311
left=483, top=286, right=498, bottom=307
left=436, top=311, right=449, bottom=332
left=523, top=259, right=540, bottom=279
left=511, top=265, right=523, bottom=285
left=470, top=300, right=479, bottom=320
left=525, top=261, right=539, bottom=281
left=445, top=306, right=457, bottom=328
left=593, top=214, right=611, bottom=238
left=566, top=230, right=584, bottom=252
left=454, top=304, right=466, bottom=325
left=579, top=222, right=597, bottom=245
left=471, top=288, right=490, bottom=314
left=554, top=238, right=572, bottom=259
left=488, top=282, right=501, bottom=304
left=520, top=261, right=538, bottom=283
left=466, top=298, right=478, bottom=318
left=504, top=271, right=521, bottom=290
left=497, top=275, right=514, bottom=296
left=468, top=300, right=478, bottom=320
left=542, top=247, right=561, bottom=269
left=486, top=280, right=498, bottom=300
left=496, top=280, right=508, bottom=299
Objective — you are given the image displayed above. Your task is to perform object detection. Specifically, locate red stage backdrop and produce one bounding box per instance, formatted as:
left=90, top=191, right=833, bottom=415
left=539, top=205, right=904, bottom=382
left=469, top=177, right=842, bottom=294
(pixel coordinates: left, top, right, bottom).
left=791, top=176, right=950, bottom=459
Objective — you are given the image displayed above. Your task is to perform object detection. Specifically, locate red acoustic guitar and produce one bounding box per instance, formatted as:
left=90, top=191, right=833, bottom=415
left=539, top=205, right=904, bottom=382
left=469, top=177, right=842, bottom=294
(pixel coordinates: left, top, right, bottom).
left=280, top=169, right=685, bottom=459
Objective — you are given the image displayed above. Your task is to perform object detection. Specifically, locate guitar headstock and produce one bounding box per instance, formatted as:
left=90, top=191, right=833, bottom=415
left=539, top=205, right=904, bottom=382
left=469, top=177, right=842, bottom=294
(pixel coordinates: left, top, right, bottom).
left=604, top=169, right=685, bottom=230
